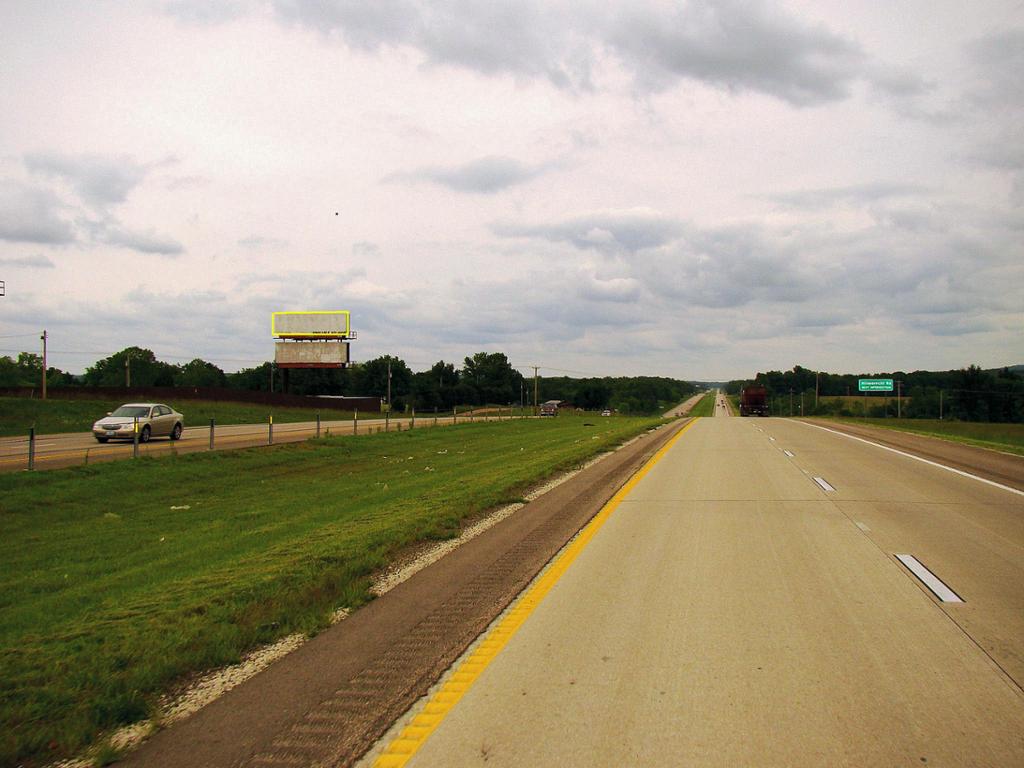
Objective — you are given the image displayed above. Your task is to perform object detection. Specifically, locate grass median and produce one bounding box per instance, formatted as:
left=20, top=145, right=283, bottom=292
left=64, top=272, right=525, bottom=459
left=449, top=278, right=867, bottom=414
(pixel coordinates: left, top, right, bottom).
left=688, top=392, right=716, bottom=417
left=0, top=415, right=661, bottom=765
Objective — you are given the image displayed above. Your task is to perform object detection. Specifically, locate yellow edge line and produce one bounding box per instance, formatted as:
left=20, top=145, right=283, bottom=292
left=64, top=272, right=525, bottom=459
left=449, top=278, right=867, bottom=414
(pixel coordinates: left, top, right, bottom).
left=372, top=418, right=699, bottom=768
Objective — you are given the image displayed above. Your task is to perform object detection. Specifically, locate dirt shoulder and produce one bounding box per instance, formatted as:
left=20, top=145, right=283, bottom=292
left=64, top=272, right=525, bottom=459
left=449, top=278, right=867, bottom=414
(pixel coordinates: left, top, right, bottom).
left=120, top=419, right=691, bottom=768
left=801, top=418, right=1024, bottom=491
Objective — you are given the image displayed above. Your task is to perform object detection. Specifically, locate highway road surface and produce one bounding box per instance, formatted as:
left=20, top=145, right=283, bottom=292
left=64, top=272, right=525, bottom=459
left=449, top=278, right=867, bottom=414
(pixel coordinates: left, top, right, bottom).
left=369, top=414, right=1024, bottom=766
left=662, top=392, right=706, bottom=418
left=714, top=389, right=731, bottom=416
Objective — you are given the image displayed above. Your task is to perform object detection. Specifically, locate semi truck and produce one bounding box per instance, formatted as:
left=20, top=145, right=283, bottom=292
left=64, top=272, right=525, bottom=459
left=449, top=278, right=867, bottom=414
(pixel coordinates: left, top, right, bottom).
left=739, top=385, right=769, bottom=416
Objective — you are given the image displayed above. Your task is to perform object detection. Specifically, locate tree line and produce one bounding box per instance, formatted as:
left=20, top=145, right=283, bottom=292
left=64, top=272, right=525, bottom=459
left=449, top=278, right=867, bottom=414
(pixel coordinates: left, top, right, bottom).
left=1, top=347, right=697, bottom=415
left=725, top=364, right=1024, bottom=422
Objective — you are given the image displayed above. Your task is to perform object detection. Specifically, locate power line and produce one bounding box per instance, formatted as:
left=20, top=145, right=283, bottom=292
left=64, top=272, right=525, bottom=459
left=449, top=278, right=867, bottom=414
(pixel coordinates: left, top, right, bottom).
left=0, top=347, right=268, bottom=365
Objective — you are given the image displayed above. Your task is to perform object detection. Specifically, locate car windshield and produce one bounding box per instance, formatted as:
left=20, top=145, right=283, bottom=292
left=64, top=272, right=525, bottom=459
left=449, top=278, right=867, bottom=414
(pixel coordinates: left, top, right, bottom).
left=110, top=406, right=150, bottom=417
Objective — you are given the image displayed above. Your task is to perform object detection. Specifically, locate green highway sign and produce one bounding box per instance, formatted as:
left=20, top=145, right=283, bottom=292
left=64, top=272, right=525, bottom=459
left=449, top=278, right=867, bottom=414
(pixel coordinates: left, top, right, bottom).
left=859, top=378, right=894, bottom=392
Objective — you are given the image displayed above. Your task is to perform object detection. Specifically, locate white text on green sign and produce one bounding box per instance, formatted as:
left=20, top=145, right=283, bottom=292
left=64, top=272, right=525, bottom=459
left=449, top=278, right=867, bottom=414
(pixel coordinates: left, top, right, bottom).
left=859, top=379, right=894, bottom=392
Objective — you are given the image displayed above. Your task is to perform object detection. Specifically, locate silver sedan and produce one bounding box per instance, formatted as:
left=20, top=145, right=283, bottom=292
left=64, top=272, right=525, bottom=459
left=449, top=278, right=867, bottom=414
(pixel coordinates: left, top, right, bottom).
left=92, top=403, right=185, bottom=443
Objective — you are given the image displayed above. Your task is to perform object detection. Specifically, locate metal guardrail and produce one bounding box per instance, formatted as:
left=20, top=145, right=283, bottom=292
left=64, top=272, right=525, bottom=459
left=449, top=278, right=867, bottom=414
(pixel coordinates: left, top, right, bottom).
left=1, top=406, right=533, bottom=471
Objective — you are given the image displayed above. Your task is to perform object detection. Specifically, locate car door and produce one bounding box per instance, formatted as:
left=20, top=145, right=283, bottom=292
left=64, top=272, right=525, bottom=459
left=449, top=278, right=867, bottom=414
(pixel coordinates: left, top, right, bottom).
left=152, top=405, right=170, bottom=436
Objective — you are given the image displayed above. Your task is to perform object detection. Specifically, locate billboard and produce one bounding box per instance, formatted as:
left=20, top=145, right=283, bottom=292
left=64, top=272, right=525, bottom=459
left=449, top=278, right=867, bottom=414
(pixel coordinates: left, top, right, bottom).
left=271, top=310, right=350, bottom=338
left=275, top=341, right=350, bottom=368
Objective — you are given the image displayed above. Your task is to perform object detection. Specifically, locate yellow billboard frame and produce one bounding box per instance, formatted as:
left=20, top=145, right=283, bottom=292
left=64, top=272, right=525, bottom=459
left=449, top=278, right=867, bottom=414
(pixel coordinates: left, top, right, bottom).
left=271, top=310, right=351, bottom=338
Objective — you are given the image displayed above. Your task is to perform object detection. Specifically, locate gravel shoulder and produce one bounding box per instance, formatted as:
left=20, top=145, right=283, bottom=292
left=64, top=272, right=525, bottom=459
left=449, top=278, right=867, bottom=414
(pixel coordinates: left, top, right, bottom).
left=120, top=419, right=690, bottom=768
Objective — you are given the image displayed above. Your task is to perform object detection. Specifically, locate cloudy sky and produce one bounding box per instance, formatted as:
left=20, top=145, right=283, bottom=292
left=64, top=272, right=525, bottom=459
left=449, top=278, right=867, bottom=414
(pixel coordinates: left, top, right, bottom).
left=1, top=0, right=1021, bottom=381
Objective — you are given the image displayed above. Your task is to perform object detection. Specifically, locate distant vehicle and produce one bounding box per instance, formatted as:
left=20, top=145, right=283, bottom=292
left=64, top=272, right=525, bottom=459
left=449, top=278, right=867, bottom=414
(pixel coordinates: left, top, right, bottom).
left=738, top=386, right=769, bottom=416
left=92, top=403, right=184, bottom=443
left=601, top=409, right=612, bottom=416
left=539, top=400, right=560, bottom=417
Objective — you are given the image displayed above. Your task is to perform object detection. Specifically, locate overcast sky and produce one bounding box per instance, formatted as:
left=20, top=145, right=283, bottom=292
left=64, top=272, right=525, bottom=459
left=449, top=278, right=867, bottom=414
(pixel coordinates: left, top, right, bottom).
left=1, top=0, right=1021, bottom=381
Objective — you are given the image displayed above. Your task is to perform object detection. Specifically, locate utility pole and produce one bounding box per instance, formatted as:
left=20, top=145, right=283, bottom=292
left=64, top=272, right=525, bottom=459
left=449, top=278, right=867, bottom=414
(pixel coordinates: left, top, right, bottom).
left=533, top=366, right=539, bottom=416
left=40, top=330, right=47, bottom=400
left=387, top=359, right=392, bottom=410
left=815, top=371, right=819, bottom=410
left=897, top=380, right=903, bottom=418
left=789, top=388, right=794, bottom=417
left=125, top=352, right=131, bottom=388
left=269, top=361, right=274, bottom=393
left=939, top=390, right=944, bottom=420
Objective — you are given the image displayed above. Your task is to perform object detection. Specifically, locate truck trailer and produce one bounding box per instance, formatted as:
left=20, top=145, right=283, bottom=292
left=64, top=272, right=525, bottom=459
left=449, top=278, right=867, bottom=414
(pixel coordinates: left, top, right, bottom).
left=739, top=385, right=769, bottom=416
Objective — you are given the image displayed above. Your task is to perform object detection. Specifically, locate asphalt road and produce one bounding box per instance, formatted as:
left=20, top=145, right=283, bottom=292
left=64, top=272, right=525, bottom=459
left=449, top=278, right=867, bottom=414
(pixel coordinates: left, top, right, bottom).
left=373, top=415, right=1024, bottom=766
left=715, top=389, right=731, bottom=416
left=0, top=413, right=487, bottom=472
left=662, top=392, right=706, bottom=418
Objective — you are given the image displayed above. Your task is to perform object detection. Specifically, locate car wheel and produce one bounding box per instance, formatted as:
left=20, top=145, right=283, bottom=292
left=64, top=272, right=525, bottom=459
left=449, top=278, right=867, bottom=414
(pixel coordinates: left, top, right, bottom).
left=170, top=423, right=182, bottom=441
left=139, top=425, right=151, bottom=443
left=95, top=436, right=108, bottom=443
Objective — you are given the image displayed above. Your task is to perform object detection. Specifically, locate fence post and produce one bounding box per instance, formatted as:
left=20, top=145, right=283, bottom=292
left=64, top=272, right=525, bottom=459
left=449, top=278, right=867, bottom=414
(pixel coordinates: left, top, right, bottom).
left=269, top=415, right=274, bottom=445
left=28, top=426, right=35, bottom=470
left=133, top=417, right=139, bottom=459
left=453, top=407, right=457, bottom=425
left=209, top=418, right=215, bottom=450
left=316, top=411, right=321, bottom=439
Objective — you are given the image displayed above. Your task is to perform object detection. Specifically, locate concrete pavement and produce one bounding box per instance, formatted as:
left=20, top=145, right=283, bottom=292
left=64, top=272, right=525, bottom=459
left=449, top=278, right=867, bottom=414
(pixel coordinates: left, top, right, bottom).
left=376, top=416, right=1024, bottom=767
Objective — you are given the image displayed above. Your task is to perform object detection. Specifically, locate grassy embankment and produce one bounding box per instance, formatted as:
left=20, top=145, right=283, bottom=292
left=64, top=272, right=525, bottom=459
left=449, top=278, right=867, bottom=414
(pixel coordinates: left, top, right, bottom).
left=0, top=415, right=661, bottom=766
left=687, top=392, right=716, bottom=417
left=0, top=397, right=362, bottom=438
left=826, top=417, right=1024, bottom=456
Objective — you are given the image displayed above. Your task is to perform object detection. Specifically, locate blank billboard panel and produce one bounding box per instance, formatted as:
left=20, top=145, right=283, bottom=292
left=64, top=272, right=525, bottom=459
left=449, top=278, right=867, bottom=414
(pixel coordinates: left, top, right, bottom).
left=272, top=310, right=350, bottom=338
left=275, top=341, right=350, bottom=367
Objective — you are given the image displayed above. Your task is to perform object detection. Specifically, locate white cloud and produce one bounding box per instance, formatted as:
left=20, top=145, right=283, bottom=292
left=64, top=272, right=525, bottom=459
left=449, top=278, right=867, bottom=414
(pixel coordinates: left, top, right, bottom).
left=0, top=181, right=75, bottom=245
left=386, top=155, right=555, bottom=193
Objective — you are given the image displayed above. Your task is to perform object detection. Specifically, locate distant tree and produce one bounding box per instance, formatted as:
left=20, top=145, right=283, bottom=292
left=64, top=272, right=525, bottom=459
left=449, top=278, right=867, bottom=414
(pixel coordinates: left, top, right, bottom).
left=575, top=382, right=612, bottom=410
left=0, top=352, right=75, bottom=388
left=413, top=360, right=459, bottom=410
left=461, top=352, right=523, bottom=405
left=226, top=362, right=273, bottom=391
left=83, top=347, right=175, bottom=387
left=353, top=356, right=412, bottom=409
left=0, top=356, right=22, bottom=387
left=175, top=358, right=227, bottom=388
left=283, top=366, right=352, bottom=396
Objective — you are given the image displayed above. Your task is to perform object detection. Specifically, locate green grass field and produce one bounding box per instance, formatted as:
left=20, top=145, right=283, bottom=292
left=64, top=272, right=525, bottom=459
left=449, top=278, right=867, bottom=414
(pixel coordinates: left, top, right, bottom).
left=828, top=417, right=1024, bottom=455
left=688, top=392, right=716, bottom=417
left=0, top=416, right=661, bottom=765
left=0, top=397, right=361, bottom=438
